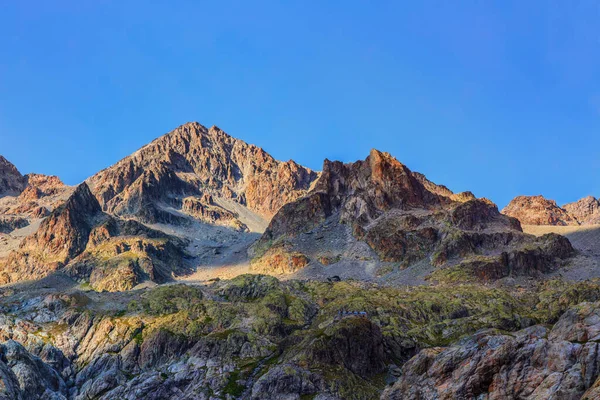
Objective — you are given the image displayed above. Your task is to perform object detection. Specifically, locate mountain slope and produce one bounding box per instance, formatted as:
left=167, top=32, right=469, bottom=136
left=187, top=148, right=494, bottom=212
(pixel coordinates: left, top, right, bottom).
left=252, top=150, right=573, bottom=282
left=87, top=122, right=318, bottom=228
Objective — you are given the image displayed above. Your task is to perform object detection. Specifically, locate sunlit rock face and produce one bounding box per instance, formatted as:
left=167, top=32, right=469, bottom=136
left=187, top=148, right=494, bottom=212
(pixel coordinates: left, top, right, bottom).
left=502, top=195, right=578, bottom=226
left=255, top=149, right=573, bottom=280
left=564, top=195, right=600, bottom=225
left=86, top=122, right=319, bottom=224
left=503, top=194, right=600, bottom=226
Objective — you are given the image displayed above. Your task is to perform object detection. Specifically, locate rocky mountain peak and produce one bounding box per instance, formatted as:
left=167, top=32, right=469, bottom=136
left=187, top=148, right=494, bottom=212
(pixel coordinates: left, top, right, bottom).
left=0, top=155, right=26, bottom=196
left=87, top=122, right=319, bottom=225
left=563, top=195, right=600, bottom=225
left=62, top=182, right=102, bottom=218
left=501, top=195, right=578, bottom=226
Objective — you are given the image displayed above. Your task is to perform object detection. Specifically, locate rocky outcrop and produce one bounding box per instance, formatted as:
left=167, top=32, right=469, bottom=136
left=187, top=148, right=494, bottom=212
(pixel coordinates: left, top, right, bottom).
left=250, top=242, right=310, bottom=274
left=382, top=301, right=600, bottom=400
left=503, top=194, right=600, bottom=226
left=0, top=216, right=29, bottom=234
left=0, top=183, right=189, bottom=289
left=1, top=183, right=103, bottom=282
left=18, top=174, right=66, bottom=202
left=0, top=156, right=26, bottom=197
left=257, top=150, right=573, bottom=280
left=86, top=122, right=318, bottom=225
left=564, top=196, right=600, bottom=225
left=0, top=168, right=71, bottom=223
left=181, top=195, right=248, bottom=231
left=502, top=195, right=578, bottom=226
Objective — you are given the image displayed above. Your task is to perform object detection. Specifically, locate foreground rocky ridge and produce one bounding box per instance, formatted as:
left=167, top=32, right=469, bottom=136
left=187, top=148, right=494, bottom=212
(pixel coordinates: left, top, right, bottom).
left=503, top=194, right=600, bottom=226
left=0, top=275, right=599, bottom=399
left=383, top=300, right=600, bottom=400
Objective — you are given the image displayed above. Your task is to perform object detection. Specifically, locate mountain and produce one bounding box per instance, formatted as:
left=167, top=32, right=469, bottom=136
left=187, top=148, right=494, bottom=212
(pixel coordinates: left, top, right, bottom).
left=252, top=150, right=573, bottom=283
left=87, top=122, right=318, bottom=228
left=0, top=123, right=320, bottom=290
left=503, top=194, right=600, bottom=226
left=2, top=122, right=600, bottom=399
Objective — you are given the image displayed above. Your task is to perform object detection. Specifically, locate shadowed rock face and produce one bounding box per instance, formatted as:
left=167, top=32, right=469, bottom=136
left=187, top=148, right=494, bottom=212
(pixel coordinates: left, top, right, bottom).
left=502, top=195, right=578, bottom=226
left=86, top=122, right=319, bottom=224
left=0, top=156, right=26, bottom=197
left=382, top=301, right=600, bottom=400
left=257, top=150, right=573, bottom=279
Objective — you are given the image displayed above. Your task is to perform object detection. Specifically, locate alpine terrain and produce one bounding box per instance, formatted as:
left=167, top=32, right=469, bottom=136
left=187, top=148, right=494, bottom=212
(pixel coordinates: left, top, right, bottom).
left=0, top=122, right=599, bottom=399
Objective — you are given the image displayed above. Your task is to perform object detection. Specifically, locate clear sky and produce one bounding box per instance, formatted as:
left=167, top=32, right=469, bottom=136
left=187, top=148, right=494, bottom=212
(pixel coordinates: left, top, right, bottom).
left=1, top=1, right=599, bottom=208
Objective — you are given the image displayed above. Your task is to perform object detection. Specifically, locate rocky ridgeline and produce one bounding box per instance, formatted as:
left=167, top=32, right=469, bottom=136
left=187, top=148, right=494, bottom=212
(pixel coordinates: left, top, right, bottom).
left=0, top=276, right=599, bottom=399
left=253, top=149, right=574, bottom=281
left=503, top=194, right=600, bottom=226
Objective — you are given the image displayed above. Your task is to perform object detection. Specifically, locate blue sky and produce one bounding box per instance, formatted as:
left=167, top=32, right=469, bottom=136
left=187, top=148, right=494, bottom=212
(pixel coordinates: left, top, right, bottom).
left=1, top=1, right=599, bottom=208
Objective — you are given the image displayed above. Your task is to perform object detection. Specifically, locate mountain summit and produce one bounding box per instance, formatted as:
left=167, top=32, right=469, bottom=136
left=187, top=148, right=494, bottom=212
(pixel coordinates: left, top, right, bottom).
left=87, top=122, right=318, bottom=227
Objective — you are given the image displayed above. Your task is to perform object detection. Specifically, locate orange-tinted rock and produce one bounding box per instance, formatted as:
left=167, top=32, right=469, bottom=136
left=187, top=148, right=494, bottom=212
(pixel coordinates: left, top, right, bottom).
left=502, top=195, right=578, bottom=226
left=0, top=155, right=26, bottom=196
left=18, top=173, right=65, bottom=202
left=563, top=195, right=600, bottom=225
left=258, top=150, right=574, bottom=279
left=87, top=122, right=318, bottom=224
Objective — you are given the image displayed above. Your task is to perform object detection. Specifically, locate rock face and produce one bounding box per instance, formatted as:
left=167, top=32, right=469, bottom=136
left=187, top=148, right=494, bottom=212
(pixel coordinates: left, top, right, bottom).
left=564, top=196, right=600, bottom=225
left=503, top=194, right=600, bottom=226
left=0, top=183, right=188, bottom=289
left=0, top=168, right=71, bottom=226
left=502, top=195, right=578, bottom=226
left=0, top=276, right=599, bottom=399
left=86, top=122, right=318, bottom=225
left=382, top=301, right=600, bottom=400
left=4, top=183, right=103, bottom=277
left=18, top=173, right=66, bottom=203
left=256, top=150, right=573, bottom=281
left=0, top=156, right=26, bottom=197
